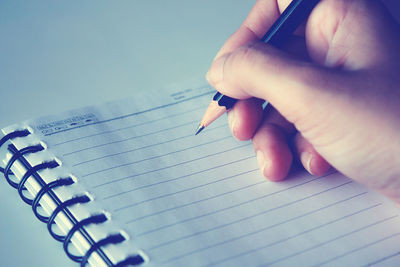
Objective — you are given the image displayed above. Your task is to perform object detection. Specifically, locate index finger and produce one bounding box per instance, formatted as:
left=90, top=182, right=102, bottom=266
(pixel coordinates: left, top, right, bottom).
left=213, top=0, right=281, bottom=61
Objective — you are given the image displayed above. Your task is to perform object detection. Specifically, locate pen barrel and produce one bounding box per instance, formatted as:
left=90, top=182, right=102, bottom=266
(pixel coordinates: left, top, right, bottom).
left=262, top=0, right=320, bottom=47
left=213, top=92, right=237, bottom=109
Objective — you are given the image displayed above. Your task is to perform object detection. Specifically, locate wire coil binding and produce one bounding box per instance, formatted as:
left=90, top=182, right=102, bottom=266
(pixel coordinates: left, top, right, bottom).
left=4, top=144, right=44, bottom=188
left=64, top=213, right=108, bottom=262
left=0, top=128, right=145, bottom=266
left=32, top=177, right=75, bottom=222
left=18, top=160, right=60, bottom=204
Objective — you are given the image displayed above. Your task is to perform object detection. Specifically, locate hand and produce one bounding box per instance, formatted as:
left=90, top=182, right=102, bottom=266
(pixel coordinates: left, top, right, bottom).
left=206, top=0, right=400, bottom=202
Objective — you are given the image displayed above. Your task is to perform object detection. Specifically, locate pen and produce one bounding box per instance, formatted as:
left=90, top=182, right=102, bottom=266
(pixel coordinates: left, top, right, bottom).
left=196, top=0, right=321, bottom=135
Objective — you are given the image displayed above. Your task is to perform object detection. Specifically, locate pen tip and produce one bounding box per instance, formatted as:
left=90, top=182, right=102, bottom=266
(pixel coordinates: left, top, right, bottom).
left=195, top=124, right=205, bottom=135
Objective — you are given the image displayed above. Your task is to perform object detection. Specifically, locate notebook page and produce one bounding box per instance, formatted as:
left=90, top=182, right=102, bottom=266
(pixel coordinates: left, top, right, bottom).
left=19, top=85, right=400, bottom=266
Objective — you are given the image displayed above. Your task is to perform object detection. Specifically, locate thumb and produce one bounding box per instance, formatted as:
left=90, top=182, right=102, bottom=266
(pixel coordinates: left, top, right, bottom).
left=206, top=41, right=345, bottom=125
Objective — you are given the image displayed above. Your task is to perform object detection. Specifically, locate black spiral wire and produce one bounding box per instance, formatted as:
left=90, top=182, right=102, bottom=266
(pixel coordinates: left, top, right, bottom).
left=0, top=129, right=145, bottom=266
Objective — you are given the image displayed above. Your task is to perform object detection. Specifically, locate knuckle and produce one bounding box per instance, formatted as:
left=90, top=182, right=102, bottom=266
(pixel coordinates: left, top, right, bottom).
left=230, top=43, right=260, bottom=68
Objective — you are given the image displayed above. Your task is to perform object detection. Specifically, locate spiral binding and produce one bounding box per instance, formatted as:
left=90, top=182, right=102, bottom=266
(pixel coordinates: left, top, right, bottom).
left=0, top=129, right=145, bottom=266
left=4, top=144, right=44, bottom=188
left=18, top=160, right=60, bottom=205
left=64, top=213, right=108, bottom=262
left=80, top=234, right=145, bottom=267
left=47, top=195, right=92, bottom=242
left=0, top=129, right=30, bottom=175
left=32, top=177, right=75, bottom=222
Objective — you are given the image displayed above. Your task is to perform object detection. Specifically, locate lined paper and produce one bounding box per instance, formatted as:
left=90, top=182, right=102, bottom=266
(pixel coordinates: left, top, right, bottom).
left=27, top=85, right=400, bottom=266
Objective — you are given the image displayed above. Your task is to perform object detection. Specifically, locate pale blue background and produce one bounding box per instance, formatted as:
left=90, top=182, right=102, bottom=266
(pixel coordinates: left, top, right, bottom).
left=0, top=1, right=399, bottom=266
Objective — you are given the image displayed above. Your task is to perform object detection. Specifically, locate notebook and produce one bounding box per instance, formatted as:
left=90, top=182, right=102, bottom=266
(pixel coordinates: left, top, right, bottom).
left=1, top=84, right=400, bottom=267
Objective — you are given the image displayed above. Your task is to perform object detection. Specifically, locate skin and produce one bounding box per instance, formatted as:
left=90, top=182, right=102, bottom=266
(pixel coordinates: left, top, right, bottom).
left=206, top=0, right=400, bottom=202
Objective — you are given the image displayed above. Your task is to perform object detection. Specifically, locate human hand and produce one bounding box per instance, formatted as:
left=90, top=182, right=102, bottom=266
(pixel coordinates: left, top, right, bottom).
left=206, top=0, right=400, bottom=202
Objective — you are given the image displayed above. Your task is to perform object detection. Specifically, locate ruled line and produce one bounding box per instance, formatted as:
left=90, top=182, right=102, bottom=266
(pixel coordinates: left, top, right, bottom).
left=264, top=215, right=398, bottom=266
left=125, top=173, right=333, bottom=225
left=114, top=168, right=260, bottom=213
left=161, top=192, right=367, bottom=263
left=121, top=172, right=264, bottom=224
left=134, top=173, right=341, bottom=236
left=72, top=123, right=227, bottom=167
left=93, top=144, right=249, bottom=188
left=76, top=133, right=230, bottom=171
left=148, top=180, right=353, bottom=251
left=317, top=232, right=400, bottom=266
left=52, top=104, right=206, bottom=146
left=43, top=88, right=213, bottom=136
left=102, top=155, right=255, bottom=200
left=81, top=135, right=234, bottom=178
left=365, top=250, right=400, bottom=266
left=63, top=118, right=201, bottom=157
left=205, top=204, right=386, bottom=266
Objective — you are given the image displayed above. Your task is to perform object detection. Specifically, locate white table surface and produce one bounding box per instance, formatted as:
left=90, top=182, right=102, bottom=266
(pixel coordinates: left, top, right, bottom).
left=0, top=1, right=399, bottom=266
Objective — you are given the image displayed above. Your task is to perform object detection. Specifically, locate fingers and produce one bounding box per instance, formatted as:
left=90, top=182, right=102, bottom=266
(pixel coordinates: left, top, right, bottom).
left=294, top=132, right=331, bottom=176
left=207, top=41, right=335, bottom=125
left=250, top=113, right=330, bottom=180
left=232, top=102, right=330, bottom=179
left=252, top=122, right=293, bottom=181
left=213, top=0, right=309, bottom=62
left=228, top=98, right=296, bottom=142
left=228, top=100, right=296, bottom=181
left=249, top=106, right=296, bottom=181
left=227, top=98, right=264, bottom=140
left=213, top=0, right=280, bottom=60
left=261, top=104, right=295, bottom=135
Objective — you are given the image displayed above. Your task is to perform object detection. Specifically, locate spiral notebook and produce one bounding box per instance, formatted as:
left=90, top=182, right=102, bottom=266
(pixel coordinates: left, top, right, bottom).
left=1, top=84, right=400, bottom=266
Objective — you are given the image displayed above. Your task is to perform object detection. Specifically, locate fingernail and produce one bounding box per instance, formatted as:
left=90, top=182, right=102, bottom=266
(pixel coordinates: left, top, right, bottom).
left=256, top=150, right=267, bottom=177
left=206, top=55, right=227, bottom=86
left=227, top=109, right=237, bottom=136
left=300, top=152, right=315, bottom=175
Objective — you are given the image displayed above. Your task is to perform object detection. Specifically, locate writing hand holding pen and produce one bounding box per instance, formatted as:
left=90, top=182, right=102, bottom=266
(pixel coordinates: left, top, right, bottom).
left=205, top=0, right=400, bottom=202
